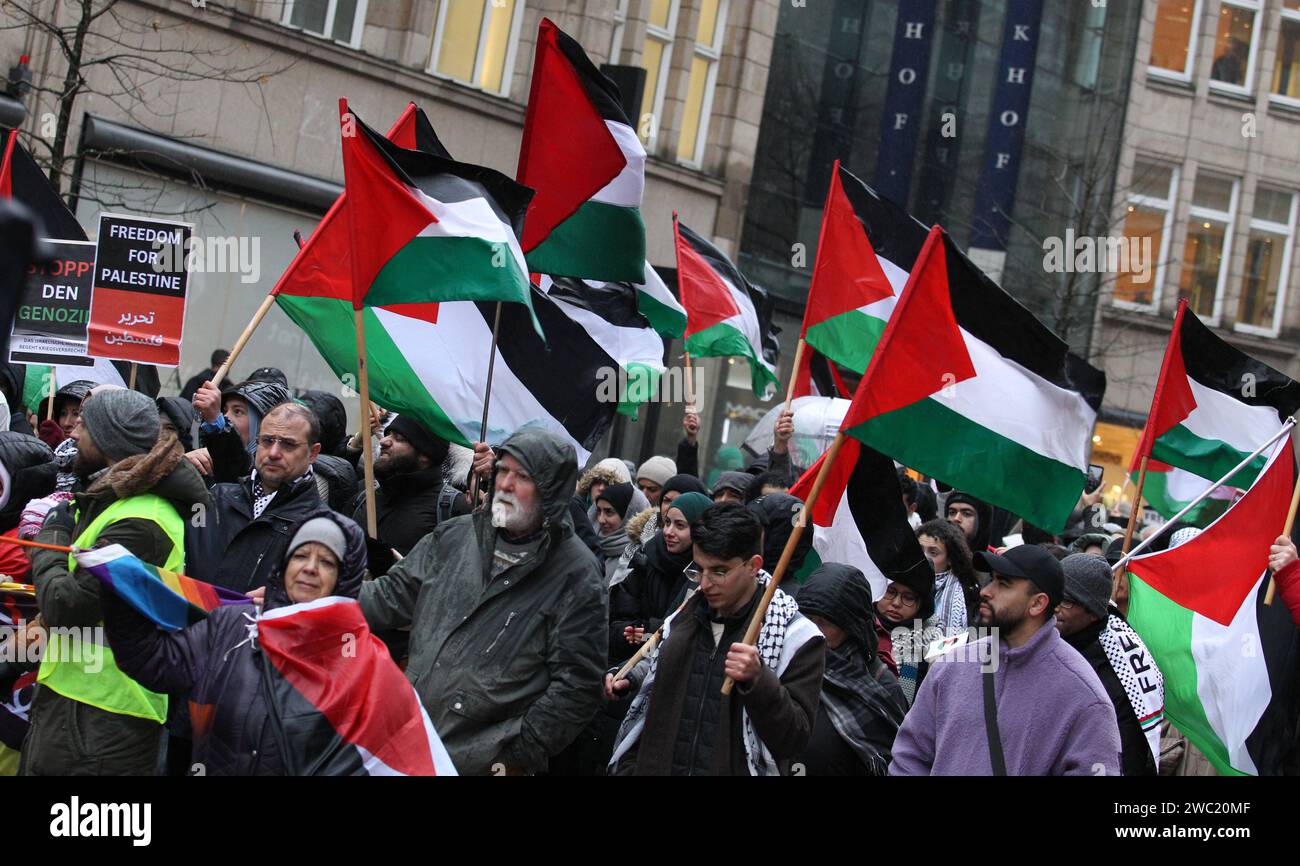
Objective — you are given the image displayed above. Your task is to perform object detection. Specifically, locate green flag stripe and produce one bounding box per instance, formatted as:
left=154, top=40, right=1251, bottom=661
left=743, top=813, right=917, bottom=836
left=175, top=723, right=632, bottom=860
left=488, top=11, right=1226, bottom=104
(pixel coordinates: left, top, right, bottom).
left=804, top=308, right=888, bottom=375
left=637, top=288, right=687, bottom=339
left=685, top=320, right=778, bottom=398
left=847, top=396, right=1085, bottom=531
left=275, top=294, right=473, bottom=448
left=1152, top=422, right=1263, bottom=492
left=1127, top=574, right=1240, bottom=776
left=366, top=235, right=531, bottom=309
left=523, top=200, right=646, bottom=283
left=1138, top=469, right=1232, bottom=527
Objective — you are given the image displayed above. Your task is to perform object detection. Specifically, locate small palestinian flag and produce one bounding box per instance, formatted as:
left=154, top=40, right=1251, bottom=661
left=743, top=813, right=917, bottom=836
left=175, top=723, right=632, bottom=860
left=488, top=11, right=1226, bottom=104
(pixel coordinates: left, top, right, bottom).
left=518, top=18, right=646, bottom=282
left=259, top=597, right=457, bottom=776
left=77, top=544, right=250, bottom=632
left=0, top=128, right=87, bottom=241
left=839, top=226, right=1106, bottom=532
left=798, top=162, right=897, bottom=378
left=1133, top=297, right=1300, bottom=494
left=1127, top=442, right=1300, bottom=775
left=789, top=436, right=932, bottom=598
left=338, top=101, right=537, bottom=326
left=538, top=273, right=667, bottom=419
left=675, top=217, right=779, bottom=398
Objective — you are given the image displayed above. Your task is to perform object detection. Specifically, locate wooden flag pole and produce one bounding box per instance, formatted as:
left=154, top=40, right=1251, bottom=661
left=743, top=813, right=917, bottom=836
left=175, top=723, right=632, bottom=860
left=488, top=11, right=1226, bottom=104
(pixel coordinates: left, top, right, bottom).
left=1115, top=456, right=1150, bottom=610
left=1265, top=431, right=1300, bottom=606
left=354, top=308, right=378, bottom=537
left=612, top=588, right=700, bottom=682
left=721, top=430, right=848, bottom=696
left=783, top=338, right=806, bottom=411
left=127, top=363, right=138, bottom=391
left=470, top=302, right=504, bottom=504
left=683, top=350, right=697, bottom=413
left=45, top=367, right=56, bottom=422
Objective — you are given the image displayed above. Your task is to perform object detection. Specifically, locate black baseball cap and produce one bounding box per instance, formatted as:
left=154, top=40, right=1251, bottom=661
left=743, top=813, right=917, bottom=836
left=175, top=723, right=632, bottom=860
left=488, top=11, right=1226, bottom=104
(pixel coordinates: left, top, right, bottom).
left=974, top=545, right=1065, bottom=609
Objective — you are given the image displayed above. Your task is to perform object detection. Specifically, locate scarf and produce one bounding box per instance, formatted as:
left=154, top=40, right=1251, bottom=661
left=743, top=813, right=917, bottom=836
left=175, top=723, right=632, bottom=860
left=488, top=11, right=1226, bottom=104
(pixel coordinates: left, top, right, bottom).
left=1099, top=612, right=1164, bottom=765
left=820, top=643, right=906, bottom=776
left=250, top=467, right=314, bottom=520
left=876, top=610, right=927, bottom=706
left=611, top=572, right=822, bottom=776
left=932, top=570, right=968, bottom=636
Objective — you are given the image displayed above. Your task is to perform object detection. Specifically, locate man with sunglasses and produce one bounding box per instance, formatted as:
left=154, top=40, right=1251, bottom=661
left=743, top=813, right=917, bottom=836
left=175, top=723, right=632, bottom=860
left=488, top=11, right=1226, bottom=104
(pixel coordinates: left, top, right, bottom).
left=606, top=503, right=824, bottom=775
left=185, top=402, right=332, bottom=594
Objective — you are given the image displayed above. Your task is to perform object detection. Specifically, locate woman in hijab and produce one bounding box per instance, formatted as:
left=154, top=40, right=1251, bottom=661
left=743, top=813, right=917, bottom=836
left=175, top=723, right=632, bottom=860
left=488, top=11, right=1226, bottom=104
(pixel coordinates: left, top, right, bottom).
left=593, top=482, right=650, bottom=582
left=608, top=491, right=711, bottom=663
left=795, top=563, right=908, bottom=775
left=100, top=512, right=367, bottom=775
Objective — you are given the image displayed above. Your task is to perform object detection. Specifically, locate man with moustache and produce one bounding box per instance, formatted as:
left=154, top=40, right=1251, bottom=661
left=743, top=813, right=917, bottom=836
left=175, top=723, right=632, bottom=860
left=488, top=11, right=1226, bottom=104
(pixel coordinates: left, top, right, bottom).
left=360, top=428, right=607, bottom=775
left=889, top=544, right=1121, bottom=776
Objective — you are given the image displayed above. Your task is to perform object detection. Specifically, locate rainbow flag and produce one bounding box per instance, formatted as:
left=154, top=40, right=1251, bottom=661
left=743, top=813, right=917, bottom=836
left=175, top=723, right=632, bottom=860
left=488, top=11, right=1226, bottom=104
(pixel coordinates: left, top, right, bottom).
left=76, top=544, right=250, bottom=631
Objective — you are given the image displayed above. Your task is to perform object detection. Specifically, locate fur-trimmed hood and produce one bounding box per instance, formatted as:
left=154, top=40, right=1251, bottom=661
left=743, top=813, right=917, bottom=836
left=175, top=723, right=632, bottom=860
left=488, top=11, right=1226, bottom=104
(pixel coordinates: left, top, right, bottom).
left=80, top=431, right=210, bottom=513
left=577, top=464, right=628, bottom=498
left=625, top=507, right=658, bottom=546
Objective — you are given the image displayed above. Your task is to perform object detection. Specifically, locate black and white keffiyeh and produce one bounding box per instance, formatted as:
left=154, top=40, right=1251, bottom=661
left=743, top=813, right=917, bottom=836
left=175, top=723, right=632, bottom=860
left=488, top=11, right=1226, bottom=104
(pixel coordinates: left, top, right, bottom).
left=1099, top=612, right=1164, bottom=765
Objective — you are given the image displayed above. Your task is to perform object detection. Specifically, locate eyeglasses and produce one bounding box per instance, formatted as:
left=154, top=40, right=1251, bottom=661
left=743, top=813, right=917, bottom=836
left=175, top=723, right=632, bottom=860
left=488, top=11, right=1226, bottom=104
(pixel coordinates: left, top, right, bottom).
left=683, top=561, right=744, bottom=586
left=257, top=434, right=305, bottom=452
left=882, top=585, right=920, bottom=607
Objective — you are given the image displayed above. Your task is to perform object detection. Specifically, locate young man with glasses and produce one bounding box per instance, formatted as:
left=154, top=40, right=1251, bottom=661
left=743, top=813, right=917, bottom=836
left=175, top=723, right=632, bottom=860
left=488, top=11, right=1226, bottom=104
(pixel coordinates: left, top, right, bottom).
left=606, top=503, right=825, bottom=775
left=185, top=402, right=332, bottom=594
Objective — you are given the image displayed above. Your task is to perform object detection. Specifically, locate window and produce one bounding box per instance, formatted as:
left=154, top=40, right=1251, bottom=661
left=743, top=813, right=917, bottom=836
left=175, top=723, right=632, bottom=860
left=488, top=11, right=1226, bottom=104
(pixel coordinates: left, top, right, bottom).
left=1179, top=173, right=1239, bottom=321
left=1208, top=0, right=1261, bottom=93
left=428, top=0, right=525, bottom=95
left=1236, top=186, right=1297, bottom=335
left=611, top=0, right=630, bottom=63
left=676, top=0, right=728, bottom=166
left=1114, top=158, right=1178, bottom=309
left=1272, top=0, right=1300, bottom=102
left=639, top=0, right=680, bottom=147
left=1149, top=0, right=1202, bottom=79
left=282, top=0, right=367, bottom=47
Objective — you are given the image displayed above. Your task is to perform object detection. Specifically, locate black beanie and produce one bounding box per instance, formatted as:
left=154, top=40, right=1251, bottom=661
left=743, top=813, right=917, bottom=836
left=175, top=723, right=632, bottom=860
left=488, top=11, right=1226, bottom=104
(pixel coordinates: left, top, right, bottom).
left=597, top=482, right=635, bottom=518
left=386, top=415, right=448, bottom=465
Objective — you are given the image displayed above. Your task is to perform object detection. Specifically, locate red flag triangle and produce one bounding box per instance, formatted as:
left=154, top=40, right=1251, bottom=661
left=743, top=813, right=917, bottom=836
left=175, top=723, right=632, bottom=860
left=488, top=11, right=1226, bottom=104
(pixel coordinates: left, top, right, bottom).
left=675, top=217, right=741, bottom=337
left=1131, top=298, right=1197, bottom=471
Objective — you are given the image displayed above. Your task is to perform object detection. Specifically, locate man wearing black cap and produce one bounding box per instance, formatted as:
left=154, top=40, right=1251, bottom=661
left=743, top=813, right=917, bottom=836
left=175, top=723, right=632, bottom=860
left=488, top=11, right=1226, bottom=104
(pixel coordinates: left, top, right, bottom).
left=351, top=414, right=468, bottom=557
left=1057, top=554, right=1162, bottom=776
left=890, top=544, right=1121, bottom=776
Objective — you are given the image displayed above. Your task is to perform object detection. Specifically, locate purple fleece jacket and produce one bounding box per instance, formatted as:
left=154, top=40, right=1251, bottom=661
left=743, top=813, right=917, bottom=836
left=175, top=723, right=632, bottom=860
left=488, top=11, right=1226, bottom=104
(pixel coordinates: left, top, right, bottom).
left=889, top=617, right=1122, bottom=776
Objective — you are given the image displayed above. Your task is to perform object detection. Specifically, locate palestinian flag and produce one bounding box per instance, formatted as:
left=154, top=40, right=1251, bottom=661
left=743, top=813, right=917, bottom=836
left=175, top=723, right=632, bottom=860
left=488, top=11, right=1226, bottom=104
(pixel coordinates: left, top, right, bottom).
left=840, top=226, right=1106, bottom=532
left=789, top=436, right=931, bottom=598
left=798, top=162, right=898, bottom=381
left=1132, top=297, right=1300, bottom=495
left=257, top=597, right=457, bottom=776
left=276, top=107, right=617, bottom=462
left=518, top=18, right=646, bottom=282
left=538, top=273, right=667, bottom=419
left=636, top=261, right=687, bottom=339
left=0, top=128, right=87, bottom=241
left=77, top=544, right=250, bottom=632
left=1127, top=442, right=1300, bottom=775
left=1140, top=461, right=1239, bottom=528
left=675, top=217, right=779, bottom=398
left=338, top=101, right=537, bottom=326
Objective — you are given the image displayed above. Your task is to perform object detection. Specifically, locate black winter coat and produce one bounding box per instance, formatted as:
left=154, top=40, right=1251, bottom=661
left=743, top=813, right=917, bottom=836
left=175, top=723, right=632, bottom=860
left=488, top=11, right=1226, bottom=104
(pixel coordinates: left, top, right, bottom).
left=102, top=510, right=367, bottom=776
left=184, top=472, right=332, bottom=593
left=608, top=533, right=691, bottom=662
left=1065, top=617, right=1158, bottom=777
left=0, top=432, right=57, bottom=532
left=350, top=467, right=466, bottom=556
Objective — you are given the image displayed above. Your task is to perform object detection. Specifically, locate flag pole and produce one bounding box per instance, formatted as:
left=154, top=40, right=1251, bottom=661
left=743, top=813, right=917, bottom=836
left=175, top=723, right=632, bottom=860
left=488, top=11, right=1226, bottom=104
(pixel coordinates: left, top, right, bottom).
left=612, top=588, right=699, bottom=682
left=470, top=302, right=503, bottom=505
left=45, top=367, right=56, bottom=422
left=683, top=350, right=697, bottom=413
left=1113, top=417, right=1297, bottom=576
left=354, top=307, right=378, bottom=537
left=1115, top=456, right=1149, bottom=611
left=1265, top=429, right=1300, bottom=605
left=783, top=338, right=806, bottom=411
left=127, top=363, right=138, bottom=391
left=721, top=430, right=847, bottom=696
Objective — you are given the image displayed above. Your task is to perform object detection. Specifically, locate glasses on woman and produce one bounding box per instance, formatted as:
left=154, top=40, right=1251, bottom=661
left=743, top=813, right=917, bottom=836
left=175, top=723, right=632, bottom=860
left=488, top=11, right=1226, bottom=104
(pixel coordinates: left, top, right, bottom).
left=881, top=585, right=920, bottom=608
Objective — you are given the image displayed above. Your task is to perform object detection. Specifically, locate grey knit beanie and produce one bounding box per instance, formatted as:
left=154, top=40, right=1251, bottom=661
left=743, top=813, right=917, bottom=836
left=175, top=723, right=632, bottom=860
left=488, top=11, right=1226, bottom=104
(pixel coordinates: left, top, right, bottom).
left=286, top=516, right=347, bottom=565
left=79, top=389, right=160, bottom=462
left=1060, top=553, right=1114, bottom=621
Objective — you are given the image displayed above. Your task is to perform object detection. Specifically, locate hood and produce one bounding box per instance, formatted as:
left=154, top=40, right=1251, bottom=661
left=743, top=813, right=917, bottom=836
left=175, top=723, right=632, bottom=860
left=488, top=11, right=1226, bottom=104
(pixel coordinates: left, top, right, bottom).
left=494, top=428, right=579, bottom=535
left=712, top=470, right=752, bottom=497
left=55, top=379, right=97, bottom=403
left=264, top=510, right=367, bottom=611
left=746, top=493, right=812, bottom=576
left=0, top=432, right=56, bottom=531
left=624, top=507, right=657, bottom=544
left=312, top=453, right=358, bottom=512
left=222, top=379, right=290, bottom=420
left=797, top=562, right=879, bottom=663
left=156, top=396, right=196, bottom=451
left=82, top=431, right=209, bottom=512
left=576, top=463, right=627, bottom=498
left=297, top=390, right=347, bottom=453
left=945, top=490, right=993, bottom=553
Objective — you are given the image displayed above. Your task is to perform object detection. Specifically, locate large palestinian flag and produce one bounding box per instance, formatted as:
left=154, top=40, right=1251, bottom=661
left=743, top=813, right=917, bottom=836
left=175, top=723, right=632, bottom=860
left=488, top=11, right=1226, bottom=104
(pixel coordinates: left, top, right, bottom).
left=675, top=217, right=779, bottom=398
left=0, top=128, right=87, bottom=241
left=1133, top=297, right=1300, bottom=496
left=1127, top=442, right=1300, bottom=775
left=338, top=102, right=536, bottom=326
left=257, top=597, right=457, bottom=776
left=789, top=436, right=932, bottom=598
left=518, top=18, right=645, bottom=282
left=839, top=226, right=1105, bottom=532
left=539, top=272, right=667, bottom=419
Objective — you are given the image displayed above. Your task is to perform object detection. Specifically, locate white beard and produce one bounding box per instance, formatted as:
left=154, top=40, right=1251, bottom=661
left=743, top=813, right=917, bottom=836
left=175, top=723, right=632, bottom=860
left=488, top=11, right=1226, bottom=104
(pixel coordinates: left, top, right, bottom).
left=492, top=493, right=540, bottom=533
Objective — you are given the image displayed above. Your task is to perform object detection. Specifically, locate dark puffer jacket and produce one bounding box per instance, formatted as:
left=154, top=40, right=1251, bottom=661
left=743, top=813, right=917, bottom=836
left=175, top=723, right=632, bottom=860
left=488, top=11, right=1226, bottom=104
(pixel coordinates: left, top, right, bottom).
left=360, top=428, right=607, bottom=775
left=314, top=454, right=359, bottom=514
left=184, top=471, right=332, bottom=593
left=0, top=433, right=57, bottom=532
left=102, top=511, right=367, bottom=776
left=349, top=466, right=464, bottom=556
